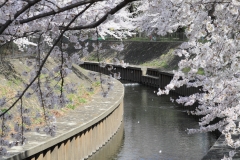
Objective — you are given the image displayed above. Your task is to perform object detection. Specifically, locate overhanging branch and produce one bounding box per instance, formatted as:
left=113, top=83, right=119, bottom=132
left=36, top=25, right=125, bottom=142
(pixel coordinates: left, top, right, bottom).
left=0, top=0, right=41, bottom=34
left=19, top=0, right=104, bottom=24
left=60, top=0, right=137, bottom=30
left=0, top=3, right=94, bottom=117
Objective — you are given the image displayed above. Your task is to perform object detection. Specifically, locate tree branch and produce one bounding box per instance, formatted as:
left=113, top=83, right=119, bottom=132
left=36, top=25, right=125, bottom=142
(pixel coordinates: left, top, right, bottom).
left=19, top=0, right=104, bottom=24
left=0, top=0, right=8, bottom=9
left=0, top=3, right=93, bottom=117
left=60, top=0, right=137, bottom=30
left=0, top=0, right=41, bottom=34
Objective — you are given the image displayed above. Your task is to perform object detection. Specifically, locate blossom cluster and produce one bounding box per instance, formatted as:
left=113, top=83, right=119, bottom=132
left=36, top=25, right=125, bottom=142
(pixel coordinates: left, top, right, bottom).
left=138, top=0, right=240, bottom=152
left=0, top=0, right=137, bottom=156
left=1, top=0, right=239, bottom=158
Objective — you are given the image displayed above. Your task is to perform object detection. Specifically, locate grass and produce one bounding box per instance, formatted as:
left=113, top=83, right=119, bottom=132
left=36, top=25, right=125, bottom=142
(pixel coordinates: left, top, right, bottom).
left=142, top=49, right=175, bottom=69
left=197, top=68, right=204, bottom=75
left=86, top=55, right=98, bottom=61
left=0, top=83, right=18, bottom=99
left=93, top=81, right=101, bottom=87
left=78, top=98, right=87, bottom=103
left=0, top=78, right=101, bottom=138
left=103, top=35, right=187, bottom=42
left=66, top=104, right=76, bottom=110
left=32, top=117, right=45, bottom=125
left=1, top=108, right=8, bottom=113
left=142, top=59, right=168, bottom=68
left=0, top=57, right=103, bottom=141
left=125, top=37, right=149, bottom=41
left=7, top=78, right=21, bottom=86
left=64, top=83, right=99, bottom=111
left=182, top=67, right=205, bottom=75
left=182, top=67, right=190, bottom=73
left=141, top=48, right=205, bottom=75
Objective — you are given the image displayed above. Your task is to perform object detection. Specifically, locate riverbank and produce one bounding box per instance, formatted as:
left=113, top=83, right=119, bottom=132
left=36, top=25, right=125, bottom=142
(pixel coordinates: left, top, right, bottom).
left=3, top=75, right=124, bottom=159
left=82, top=41, right=183, bottom=71
left=81, top=61, right=233, bottom=159
left=0, top=58, right=125, bottom=159
left=0, top=58, right=98, bottom=133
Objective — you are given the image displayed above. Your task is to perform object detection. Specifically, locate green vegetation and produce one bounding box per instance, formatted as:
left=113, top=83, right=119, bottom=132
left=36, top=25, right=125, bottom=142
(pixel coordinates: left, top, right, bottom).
left=65, top=83, right=99, bottom=110
left=197, top=68, right=204, bottom=75
left=125, top=37, right=149, bottom=41
left=182, top=67, right=204, bottom=75
left=32, top=117, right=44, bottom=125
left=142, top=59, right=168, bottom=68
left=0, top=58, right=101, bottom=138
left=101, top=33, right=187, bottom=42
left=181, top=67, right=190, bottom=73
left=0, top=81, right=18, bottom=99
left=1, top=108, right=8, bottom=113
left=0, top=41, right=19, bottom=55
left=142, top=49, right=175, bottom=69
left=86, top=55, right=98, bottom=61
left=66, top=104, right=76, bottom=110
left=78, top=98, right=87, bottom=104
left=93, top=81, right=101, bottom=87
left=103, top=37, right=186, bottom=42
left=141, top=49, right=205, bottom=74
left=7, top=78, right=21, bottom=86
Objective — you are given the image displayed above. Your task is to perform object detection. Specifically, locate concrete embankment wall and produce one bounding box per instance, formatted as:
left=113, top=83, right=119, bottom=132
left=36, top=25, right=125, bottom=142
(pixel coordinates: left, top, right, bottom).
left=81, top=61, right=199, bottom=97
left=3, top=75, right=124, bottom=160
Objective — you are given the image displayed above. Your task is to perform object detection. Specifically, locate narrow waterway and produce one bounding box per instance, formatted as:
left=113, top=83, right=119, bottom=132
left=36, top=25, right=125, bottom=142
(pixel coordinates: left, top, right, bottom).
left=89, top=83, right=218, bottom=160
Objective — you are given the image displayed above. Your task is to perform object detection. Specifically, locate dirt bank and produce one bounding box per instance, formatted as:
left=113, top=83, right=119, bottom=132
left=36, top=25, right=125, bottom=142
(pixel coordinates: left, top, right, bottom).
left=0, top=58, right=98, bottom=134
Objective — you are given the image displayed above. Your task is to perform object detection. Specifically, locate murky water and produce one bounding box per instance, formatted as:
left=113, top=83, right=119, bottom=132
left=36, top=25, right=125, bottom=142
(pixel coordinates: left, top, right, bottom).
left=89, top=83, right=218, bottom=160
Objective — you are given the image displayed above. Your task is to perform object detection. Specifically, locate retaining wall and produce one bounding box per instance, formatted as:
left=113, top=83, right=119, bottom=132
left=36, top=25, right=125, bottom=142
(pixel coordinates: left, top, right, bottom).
left=3, top=74, right=124, bottom=160
left=81, top=61, right=199, bottom=97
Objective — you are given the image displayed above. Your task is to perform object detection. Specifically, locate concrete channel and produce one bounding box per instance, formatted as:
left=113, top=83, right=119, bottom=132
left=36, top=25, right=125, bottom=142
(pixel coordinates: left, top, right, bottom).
left=81, top=61, right=236, bottom=160
left=2, top=61, right=234, bottom=160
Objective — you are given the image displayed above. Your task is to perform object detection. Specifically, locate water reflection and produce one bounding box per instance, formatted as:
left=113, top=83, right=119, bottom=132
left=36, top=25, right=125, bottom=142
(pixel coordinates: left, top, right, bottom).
left=89, top=83, right=217, bottom=160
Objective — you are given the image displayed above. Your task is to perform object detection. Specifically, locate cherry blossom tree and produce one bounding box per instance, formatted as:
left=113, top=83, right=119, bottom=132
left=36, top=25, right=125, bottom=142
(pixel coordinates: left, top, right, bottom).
left=0, top=0, right=135, bottom=156
left=137, top=0, right=240, bottom=158
left=0, top=0, right=240, bottom=159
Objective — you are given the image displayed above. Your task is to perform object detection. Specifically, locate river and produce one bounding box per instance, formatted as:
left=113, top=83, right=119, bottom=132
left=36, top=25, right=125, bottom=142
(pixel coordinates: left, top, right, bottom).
left=89, top=82, right=218, bottom=160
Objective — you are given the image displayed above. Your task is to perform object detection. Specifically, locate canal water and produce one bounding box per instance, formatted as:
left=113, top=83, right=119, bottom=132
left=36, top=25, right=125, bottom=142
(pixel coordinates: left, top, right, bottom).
left=89, top=83, right=218, bottom=160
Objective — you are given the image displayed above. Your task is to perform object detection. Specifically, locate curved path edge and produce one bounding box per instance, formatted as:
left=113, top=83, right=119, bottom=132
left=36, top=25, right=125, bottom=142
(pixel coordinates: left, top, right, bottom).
left=3, top=72, right=124, bottom=160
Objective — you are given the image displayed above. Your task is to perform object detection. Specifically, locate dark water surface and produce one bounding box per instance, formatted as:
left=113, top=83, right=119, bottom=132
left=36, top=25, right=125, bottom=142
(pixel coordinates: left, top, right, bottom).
left=89, top=83, right=218, bottom=160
